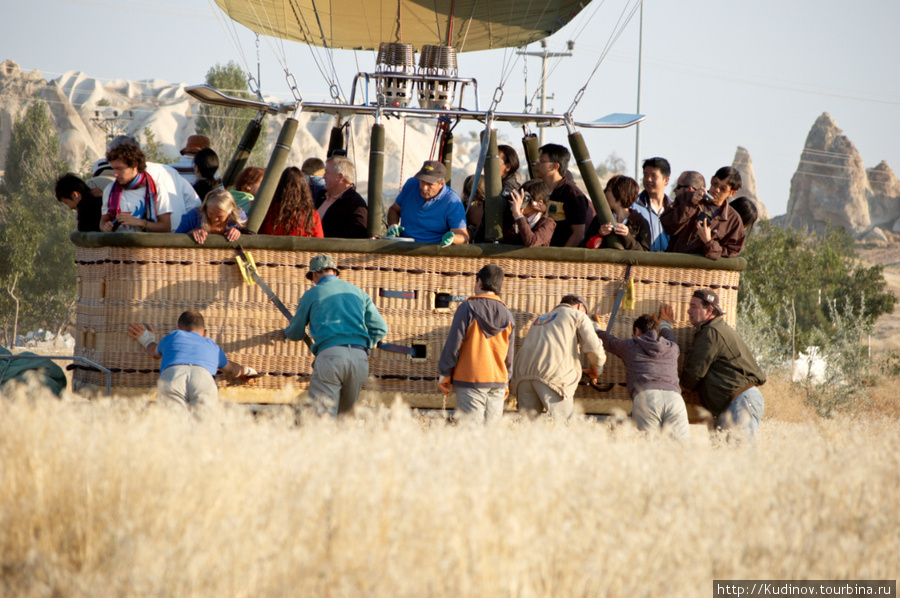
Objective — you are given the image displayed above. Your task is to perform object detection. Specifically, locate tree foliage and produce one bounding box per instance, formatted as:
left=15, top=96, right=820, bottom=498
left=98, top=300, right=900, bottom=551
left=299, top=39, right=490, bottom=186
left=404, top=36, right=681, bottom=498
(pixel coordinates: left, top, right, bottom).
left=140, top=126, right=171, bottom=164
left=595, top=152, right=627, bottom=179
left=738, top=220, right=897, bottom=351
left=196, top=61, right=268, bottom=168
left=0, top=101, right=75, bottom=344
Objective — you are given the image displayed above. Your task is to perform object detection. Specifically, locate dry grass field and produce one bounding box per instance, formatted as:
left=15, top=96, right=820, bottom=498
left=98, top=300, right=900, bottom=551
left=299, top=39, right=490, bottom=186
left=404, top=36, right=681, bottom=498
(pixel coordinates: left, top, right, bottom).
left=1, top=372, right=898, bottom=598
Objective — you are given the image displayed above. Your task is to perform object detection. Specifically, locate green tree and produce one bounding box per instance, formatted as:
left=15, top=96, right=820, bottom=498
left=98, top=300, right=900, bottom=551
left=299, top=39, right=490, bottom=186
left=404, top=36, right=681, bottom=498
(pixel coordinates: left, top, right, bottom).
left=139, top=126, right=171, bottom=164
left=738, top=220, right=897, bottom=352
left=196, top=61, right=268, bottom=168
left=0, top=101, right=75, bottom=345
left=595, top=152, right=627, bottom=179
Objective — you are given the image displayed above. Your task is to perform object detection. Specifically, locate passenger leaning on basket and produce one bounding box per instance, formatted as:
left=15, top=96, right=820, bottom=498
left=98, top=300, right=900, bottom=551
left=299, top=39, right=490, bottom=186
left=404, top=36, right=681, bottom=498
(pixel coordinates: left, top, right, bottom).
left=661, top=167, right=746, bottom=259
left=437, top=265, right=515, bottom=425
left=315, top=156, right=368, bottom=238
left=584, top=175, right=650, bottom=251
left=100, top=136, right=201, bottom=233
left=533, top=144, right=595, bottom=247
left=386, top=160, right=468, bottom=247
left=502, top=179, right=556, bottom=247
left=284, top=254, right=388, bottom=417
left=512, top=295, right=606, bottom=420
left=127, top=311, right=257, bottom=411
left=175, top=188, right=247, bottom=244
left=259, top=166, right=324, bottom=237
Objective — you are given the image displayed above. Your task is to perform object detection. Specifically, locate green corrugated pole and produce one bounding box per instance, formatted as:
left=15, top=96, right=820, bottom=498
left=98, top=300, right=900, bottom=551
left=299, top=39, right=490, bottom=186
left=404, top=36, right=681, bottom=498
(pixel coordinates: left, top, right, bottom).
left=483, top=129, right=503, bottom=242
left=441, top=131, right=453, bottom=184
left=221, top=112, right=263, bottom=190
left=522, top=133, right=540, bottom=180
left=327, top=125, right=344, bottom=157
left=367, top=122, right=385, bottom=237
left=568, top=130, right=622, bottom=250
left=245, top=117, right=299, bottom=233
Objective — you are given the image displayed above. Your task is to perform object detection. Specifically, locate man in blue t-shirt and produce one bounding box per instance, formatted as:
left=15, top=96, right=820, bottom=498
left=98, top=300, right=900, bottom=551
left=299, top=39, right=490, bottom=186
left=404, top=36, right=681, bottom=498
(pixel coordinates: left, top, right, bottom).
left=386, top=160, right=468, bottom=246
left=128, top=310, right=256, bottom=409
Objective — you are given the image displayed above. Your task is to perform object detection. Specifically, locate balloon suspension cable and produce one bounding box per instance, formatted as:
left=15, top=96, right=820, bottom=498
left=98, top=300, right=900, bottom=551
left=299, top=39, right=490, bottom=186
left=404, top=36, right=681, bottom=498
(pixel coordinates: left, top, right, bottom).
left=250, top=34, right=263, bottom=102
left=564, top=113, right=577, bottom=136
left=521, top=122, right=532, bottom=138
left=430, top=117, right=452, bottom=161
left=465, top=113, right=494, bottom=215
left=566, top=0, right=642, bottom=116
left=285, top=69, right=303, bottom=104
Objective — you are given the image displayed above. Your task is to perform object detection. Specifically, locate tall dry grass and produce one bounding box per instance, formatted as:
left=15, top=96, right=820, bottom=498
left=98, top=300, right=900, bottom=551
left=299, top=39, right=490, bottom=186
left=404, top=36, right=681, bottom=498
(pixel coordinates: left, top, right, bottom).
left=1, top=380, right=898, bottom=597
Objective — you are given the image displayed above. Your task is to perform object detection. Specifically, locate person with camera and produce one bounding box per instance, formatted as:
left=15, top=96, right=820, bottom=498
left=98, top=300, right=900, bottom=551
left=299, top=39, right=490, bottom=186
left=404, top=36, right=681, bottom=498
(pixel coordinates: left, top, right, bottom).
left=502, top=179, right=556, bottom=247
left=660, top=167, right=745, bottom=259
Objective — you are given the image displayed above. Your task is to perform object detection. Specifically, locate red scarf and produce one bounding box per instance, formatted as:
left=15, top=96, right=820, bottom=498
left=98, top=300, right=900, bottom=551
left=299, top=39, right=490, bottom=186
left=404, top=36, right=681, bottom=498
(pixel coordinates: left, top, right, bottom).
left=107, top=171, right=158, bottom=221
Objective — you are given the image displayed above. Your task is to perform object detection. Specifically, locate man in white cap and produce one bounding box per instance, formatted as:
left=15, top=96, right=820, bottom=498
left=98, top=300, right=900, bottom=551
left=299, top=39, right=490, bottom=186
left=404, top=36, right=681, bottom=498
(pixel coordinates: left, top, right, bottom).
left=284, top=254, right=388, bottom=417
left=679, top=288, right=766, bottom=436
left=386, top=160, right=468, bottom=246
left=511, top=294, right=606, bottom=420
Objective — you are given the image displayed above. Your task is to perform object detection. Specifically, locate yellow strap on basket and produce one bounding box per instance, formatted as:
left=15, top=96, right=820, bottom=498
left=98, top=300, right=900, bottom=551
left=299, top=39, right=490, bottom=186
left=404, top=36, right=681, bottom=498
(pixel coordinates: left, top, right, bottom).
left=622, top=276, right=636, bottom=310
left=235, top=251, right=258, bottom=286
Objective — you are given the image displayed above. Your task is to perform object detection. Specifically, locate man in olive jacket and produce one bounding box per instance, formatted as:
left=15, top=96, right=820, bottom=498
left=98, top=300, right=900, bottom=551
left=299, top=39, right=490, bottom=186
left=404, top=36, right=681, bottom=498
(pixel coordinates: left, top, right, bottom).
left=679, top=289, right=766, bottom=437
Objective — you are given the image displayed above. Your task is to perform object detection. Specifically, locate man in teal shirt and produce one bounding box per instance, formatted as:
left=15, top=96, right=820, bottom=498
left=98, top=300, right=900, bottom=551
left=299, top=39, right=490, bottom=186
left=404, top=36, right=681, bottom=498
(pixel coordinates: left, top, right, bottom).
left=284, top=254, right=388, bottom=416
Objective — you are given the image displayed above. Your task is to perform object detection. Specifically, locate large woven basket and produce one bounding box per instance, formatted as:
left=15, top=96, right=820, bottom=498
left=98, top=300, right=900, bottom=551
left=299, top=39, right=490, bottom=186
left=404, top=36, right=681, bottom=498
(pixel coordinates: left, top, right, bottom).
left=71, top=234, right=744, bottom=414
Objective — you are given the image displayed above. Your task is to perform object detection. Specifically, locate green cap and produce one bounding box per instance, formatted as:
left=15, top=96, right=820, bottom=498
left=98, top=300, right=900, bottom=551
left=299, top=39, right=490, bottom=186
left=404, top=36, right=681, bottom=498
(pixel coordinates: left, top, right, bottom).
left=306, top=254, right=339, bottom=280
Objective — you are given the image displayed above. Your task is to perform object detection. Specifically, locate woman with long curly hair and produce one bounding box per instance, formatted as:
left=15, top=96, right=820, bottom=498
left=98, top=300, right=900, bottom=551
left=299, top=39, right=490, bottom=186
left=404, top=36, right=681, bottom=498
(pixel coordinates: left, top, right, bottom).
left=260, top=166, right=324, bottom=237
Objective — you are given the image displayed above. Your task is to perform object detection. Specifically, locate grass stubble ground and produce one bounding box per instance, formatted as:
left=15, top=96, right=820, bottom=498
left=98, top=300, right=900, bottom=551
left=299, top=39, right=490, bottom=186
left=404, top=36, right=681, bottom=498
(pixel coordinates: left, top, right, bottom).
left=1, top=373, right=898, bottom=598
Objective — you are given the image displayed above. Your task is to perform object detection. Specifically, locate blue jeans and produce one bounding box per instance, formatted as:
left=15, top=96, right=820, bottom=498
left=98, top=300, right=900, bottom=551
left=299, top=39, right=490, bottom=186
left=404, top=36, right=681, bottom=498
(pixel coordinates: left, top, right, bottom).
left=716, top=386, right=764, bottom=438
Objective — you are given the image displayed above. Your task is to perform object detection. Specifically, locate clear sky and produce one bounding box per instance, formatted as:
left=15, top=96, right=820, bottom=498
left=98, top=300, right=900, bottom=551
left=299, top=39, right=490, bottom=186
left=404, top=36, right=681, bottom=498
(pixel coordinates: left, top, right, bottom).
left=3, top=0, right=899, bottom=216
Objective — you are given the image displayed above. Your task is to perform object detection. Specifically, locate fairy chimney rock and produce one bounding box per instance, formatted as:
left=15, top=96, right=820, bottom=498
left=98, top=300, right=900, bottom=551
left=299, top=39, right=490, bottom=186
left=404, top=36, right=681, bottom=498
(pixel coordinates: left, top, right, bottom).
left=785, top=113, right=871, bottom=235
left=731, top=146, right=770, bottom=220
left=866, top=160, right=900, bottom=228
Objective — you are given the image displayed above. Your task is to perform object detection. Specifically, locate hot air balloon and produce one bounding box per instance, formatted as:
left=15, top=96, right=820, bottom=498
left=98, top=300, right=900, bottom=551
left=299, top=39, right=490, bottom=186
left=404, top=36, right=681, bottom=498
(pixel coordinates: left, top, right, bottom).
left=67, top=0, right=747, bottom=421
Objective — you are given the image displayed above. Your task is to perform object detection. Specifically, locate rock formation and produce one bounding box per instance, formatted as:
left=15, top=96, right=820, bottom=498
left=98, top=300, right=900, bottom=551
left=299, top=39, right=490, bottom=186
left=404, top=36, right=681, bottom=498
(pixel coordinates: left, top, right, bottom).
left=866, top=161, right=900, bottom=229
left=730, top=146, right=770, bottom=220
left=784, top=113, right=900, bottom=237
left=785, top=113, right=871, bottom=235
left=0, top=59, right=482, bottom=198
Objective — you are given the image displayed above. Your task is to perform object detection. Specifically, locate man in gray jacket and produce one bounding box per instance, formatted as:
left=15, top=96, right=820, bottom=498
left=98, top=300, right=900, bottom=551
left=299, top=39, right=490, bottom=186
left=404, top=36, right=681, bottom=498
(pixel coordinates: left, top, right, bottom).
left=512, top=295, right=606, bottom=420
left=595, top=306, right=689, bottom=439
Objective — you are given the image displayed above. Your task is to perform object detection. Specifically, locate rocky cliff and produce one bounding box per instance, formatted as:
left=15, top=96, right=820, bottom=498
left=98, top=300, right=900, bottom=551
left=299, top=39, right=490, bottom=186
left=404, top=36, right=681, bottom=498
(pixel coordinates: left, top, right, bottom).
left=785, top=112, right=900, bottom=236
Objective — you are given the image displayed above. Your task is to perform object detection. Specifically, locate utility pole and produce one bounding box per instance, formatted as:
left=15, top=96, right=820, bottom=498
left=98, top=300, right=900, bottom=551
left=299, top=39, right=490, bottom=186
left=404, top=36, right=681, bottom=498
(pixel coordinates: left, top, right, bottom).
left=634, top=0, right=644, bottom=180
left=517, top=40, right=575, bottom=146
left=91, top=107, right=134, bottom=143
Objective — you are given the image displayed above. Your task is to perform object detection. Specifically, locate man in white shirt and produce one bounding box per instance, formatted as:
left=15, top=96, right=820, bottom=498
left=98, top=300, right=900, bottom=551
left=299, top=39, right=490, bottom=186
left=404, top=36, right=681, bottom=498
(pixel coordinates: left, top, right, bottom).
left=100, top=136, right=200, bottom=232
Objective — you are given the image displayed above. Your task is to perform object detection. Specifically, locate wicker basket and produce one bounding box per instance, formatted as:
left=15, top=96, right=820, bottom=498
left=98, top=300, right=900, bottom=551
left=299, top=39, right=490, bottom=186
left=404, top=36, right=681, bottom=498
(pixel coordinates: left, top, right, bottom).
left=72, top=235, right=743, bottom=414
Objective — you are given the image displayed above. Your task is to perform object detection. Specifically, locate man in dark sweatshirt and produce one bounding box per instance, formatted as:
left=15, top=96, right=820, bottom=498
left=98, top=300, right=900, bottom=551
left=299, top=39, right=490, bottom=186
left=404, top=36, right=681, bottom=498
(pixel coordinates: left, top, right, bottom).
left=595, top=306, right=689, bottom=439
left=438, top=264, right=515, bottom=425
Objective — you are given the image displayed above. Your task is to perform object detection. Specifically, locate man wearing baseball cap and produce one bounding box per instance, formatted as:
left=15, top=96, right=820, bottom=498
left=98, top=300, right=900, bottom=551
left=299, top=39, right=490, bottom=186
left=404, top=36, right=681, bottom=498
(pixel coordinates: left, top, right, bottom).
left=511, top=294, right=606, bottom=420
left=284, top=254, right=388, bottom=417
left=386, top=160, right=468, bottom=246
left=680, top=289, right=766, bottom=437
